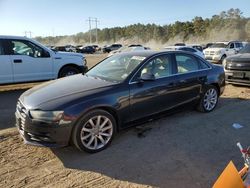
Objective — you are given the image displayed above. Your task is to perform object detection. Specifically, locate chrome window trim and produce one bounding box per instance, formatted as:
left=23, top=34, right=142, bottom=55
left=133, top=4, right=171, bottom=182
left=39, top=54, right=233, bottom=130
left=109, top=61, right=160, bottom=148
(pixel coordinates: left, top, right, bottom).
left=129, top=67, right=212, bottom=84
left=129, top=53, right=212, bottom=85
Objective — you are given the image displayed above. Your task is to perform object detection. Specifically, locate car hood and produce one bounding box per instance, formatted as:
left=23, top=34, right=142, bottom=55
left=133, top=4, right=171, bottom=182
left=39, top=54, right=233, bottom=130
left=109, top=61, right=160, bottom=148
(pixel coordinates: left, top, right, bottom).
left=205, top=48, right=224, bottom=52
left=226, top=53, right=250, bottom=62
left=19, top=74, right=116, bottom=109
left=55, top=51, right=84, bottom=58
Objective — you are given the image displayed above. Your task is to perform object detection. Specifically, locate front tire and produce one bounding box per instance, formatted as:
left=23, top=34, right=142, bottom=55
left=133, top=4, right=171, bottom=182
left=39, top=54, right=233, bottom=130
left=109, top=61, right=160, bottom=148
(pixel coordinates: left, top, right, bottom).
left=197, top=85, right=218, bottom=112
left=59, top=66, right=79, bottom=78
left=72, top=110, right=116, bottom=153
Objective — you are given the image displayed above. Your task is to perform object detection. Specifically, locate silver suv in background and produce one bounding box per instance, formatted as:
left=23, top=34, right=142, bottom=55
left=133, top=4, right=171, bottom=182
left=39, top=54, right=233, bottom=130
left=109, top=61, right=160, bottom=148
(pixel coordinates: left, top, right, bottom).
left=204, top=41, right=243, bottom=64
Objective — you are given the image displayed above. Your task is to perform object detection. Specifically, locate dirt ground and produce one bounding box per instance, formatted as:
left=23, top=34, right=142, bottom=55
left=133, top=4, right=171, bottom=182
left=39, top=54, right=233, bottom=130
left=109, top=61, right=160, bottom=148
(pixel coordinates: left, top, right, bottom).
left=1, top=54, right=250, bottom=188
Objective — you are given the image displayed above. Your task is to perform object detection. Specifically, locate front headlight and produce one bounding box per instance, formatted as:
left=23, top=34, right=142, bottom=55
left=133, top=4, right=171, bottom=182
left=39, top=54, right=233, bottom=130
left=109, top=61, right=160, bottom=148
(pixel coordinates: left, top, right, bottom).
left=222, top=59, right=227, bottom=68
left=83, top=58, right=87, bottom=65
left=29, top=110, right=64, bottom=122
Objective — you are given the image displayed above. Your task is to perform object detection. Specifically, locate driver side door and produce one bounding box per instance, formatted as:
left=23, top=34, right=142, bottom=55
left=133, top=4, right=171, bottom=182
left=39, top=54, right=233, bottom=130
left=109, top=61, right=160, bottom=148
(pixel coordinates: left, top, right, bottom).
left=129, top=54, right=180, bottom=121
left=5, top=39, right=53, bottom=82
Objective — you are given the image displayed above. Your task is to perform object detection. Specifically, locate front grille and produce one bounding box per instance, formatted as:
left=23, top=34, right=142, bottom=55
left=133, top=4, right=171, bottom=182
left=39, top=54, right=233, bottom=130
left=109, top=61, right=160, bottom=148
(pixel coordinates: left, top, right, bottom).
left=16, top=101, right=27, bottom=133
left=226, top=62, right=250, bottom=71
left=16, top=101, right=55, bottom=144
left=205, top=51, right=215, bottom=55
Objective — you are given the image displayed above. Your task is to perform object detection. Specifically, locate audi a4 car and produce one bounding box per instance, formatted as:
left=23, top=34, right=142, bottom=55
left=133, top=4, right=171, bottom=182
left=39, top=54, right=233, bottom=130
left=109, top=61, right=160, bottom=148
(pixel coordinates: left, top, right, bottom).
left=16, top=51, right=225, bottom=153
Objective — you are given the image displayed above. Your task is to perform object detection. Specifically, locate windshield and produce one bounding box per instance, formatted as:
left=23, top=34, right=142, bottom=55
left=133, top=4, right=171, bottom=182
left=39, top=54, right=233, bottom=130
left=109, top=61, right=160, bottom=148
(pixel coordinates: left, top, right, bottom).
left=86, top=54, right=147, bottom=82
left=210, top=43, right=227, bottom=48
left=239, top=44, right=250, bottom=54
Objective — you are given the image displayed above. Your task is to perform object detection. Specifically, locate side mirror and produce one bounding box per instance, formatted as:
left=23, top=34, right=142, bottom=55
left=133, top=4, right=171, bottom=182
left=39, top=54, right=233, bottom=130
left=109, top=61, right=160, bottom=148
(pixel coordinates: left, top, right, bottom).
left=42, top=50, right=51, bottom=57
left=140, top=73, right=155, bottom=81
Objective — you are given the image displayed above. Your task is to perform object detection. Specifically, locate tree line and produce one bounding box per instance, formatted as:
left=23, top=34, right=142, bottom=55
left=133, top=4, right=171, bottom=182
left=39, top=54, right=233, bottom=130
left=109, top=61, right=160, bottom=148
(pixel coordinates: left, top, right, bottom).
left=35, top=8, right=250, bottom=46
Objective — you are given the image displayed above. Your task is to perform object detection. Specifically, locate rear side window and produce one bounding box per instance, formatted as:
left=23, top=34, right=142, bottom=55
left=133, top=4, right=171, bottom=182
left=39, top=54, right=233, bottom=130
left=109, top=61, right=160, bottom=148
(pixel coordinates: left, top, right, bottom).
left=175, top=54, right=199, bottom=73
left=199, top=59, right=210, bottom=69
left=236, top=43, right=243, bottom=48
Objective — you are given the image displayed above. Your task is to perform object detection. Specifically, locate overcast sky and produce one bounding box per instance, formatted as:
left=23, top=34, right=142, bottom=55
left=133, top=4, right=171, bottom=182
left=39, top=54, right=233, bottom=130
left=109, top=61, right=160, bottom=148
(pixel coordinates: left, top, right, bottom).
left=0, top=0, right=250, bottom=37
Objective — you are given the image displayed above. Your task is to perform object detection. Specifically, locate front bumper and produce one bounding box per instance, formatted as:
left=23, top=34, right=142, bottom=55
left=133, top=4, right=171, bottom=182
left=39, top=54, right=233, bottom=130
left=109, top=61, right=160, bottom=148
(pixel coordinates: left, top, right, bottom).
left=205, top=55, right=222, bottom=63
left=15, top=105, right=73, bottom=147
left=79, top=65, right=88, bottom=74
left=225, top=69, right=250, bottom=86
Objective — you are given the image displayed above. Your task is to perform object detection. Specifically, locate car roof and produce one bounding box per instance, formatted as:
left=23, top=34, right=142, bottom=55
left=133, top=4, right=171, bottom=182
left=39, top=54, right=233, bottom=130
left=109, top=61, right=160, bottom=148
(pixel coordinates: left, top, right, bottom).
left=0, top=35, right=29, bottom=40
left=113, top=50, right=198, bottom=58
left=164, top=46, right=197, bottom=50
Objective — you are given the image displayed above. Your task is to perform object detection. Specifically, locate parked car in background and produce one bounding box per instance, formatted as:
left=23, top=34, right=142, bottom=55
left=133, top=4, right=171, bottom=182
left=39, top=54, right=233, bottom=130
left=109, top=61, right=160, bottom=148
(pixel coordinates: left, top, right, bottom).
left=65, top=45, right=77, bottom=52
left=102, top=44, right=122, bottom=53
left=204, top=41, right=243, bottom=64
left=92, top=45, right=101, bottom=51
left=15, top=50, right=225, bottom=153
left=174, top=43, right=186, bottom=46
left=164, top=46, right=205, bottom=58
left=77, top=45, right=96, bottom=54
left=223, top=43, right=250, bottom=86
left=52, top=46, right=67, bottom=52
left=0, top=35, right=87, bottom=84
left=187, top=44, right=203, bottom=52
left=108, top=46, right=149, bottom=57
left=128, top=44, right=142, bottom=47
left=202, top=43, right=214, bottom=50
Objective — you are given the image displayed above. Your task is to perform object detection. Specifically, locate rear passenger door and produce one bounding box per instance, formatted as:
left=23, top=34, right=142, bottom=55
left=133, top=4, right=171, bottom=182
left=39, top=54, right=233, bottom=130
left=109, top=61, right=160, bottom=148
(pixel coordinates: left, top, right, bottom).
left=0, top=39, right=13, bottom=84
left=173, top=53, right=210, bottom=103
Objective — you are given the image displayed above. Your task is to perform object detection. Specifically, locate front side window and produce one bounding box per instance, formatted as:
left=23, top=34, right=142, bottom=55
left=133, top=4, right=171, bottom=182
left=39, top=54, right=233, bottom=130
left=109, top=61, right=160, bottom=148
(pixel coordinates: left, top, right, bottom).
left=140, top=55, right=172, bottom=79
left=176, top=54, right=199, bottom=74
left=228, top=43, right=235, bottom=49
left=7, top=40, right=49, bottom=58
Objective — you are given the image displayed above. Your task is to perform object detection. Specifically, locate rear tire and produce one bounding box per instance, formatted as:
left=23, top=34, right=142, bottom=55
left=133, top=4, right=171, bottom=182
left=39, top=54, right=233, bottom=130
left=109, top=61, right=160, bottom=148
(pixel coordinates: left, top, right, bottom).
left=197, top=85, right=218, bottom=112
left=72, top=109, right=116, bottom=153
left=58, top=66, right=79, bottom=78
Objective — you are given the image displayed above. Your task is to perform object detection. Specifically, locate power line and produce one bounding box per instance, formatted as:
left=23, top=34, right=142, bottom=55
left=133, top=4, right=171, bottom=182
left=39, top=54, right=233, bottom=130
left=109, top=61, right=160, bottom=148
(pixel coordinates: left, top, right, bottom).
left=86, top=17, right=99, bottom=44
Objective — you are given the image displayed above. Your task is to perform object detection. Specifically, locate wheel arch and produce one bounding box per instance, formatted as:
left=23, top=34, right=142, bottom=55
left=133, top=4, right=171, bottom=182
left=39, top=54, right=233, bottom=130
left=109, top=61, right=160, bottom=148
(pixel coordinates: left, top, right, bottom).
left=69, top=105, right=120, bottom=147
left=58, top=64, right=82, bottom=78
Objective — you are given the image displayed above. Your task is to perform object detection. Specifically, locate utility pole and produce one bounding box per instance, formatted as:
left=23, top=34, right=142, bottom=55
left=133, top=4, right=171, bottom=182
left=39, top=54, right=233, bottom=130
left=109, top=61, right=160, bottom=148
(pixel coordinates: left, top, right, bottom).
left=24, top=31, right=32, bottom=38
left=95, top=18, right=98, bottom=44
left=87, top=17, right=92, bottom=44
left=86, top=17, right=99, bottom=44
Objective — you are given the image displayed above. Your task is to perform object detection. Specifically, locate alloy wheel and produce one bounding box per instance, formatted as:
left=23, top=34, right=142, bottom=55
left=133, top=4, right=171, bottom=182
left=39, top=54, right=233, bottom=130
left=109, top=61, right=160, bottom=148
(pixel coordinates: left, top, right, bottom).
left=203, top=88, right=218, bottom=111
left=80, top=115, right=113, bottom=150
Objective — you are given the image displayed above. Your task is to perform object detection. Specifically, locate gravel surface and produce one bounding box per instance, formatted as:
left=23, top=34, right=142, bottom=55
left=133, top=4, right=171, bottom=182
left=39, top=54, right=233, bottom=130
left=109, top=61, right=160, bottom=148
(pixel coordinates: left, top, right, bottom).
left=0, top=54, right=250, bottom=187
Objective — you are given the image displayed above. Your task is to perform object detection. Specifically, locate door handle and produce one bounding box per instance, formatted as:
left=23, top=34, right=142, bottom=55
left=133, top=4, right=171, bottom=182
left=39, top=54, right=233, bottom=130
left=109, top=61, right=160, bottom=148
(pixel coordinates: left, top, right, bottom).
left=179, top=79, right=187, bottom=83
left=13, top=59, right=22, bottom=63
left=198, top=77, right=206, bottom=82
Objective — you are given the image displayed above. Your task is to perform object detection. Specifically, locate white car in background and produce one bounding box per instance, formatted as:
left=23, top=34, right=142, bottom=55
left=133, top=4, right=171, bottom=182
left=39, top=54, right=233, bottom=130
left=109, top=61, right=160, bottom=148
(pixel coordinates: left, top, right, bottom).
left=203, top=41, right=243, bottom=63
left=164, top=46, right=205, bottom=59
left=0, top=35, right=87, bottom=84
left=108, top=46, right=149, bottom=57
